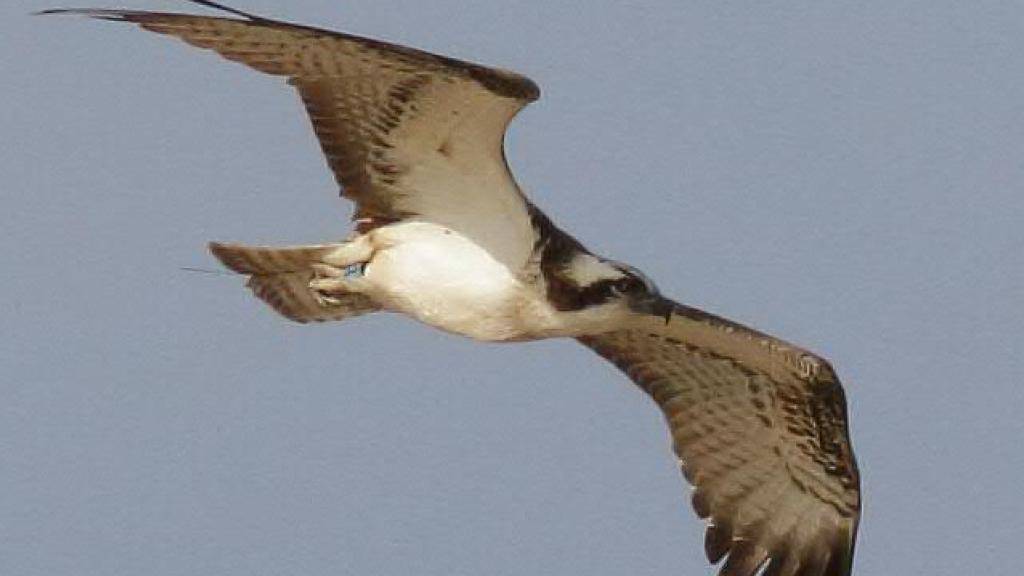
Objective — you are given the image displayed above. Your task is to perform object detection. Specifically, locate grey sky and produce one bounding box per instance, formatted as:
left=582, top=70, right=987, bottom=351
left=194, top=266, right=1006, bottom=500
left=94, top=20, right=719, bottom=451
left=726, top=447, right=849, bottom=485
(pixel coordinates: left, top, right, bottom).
left=2, top=1, right=1022, bottom=574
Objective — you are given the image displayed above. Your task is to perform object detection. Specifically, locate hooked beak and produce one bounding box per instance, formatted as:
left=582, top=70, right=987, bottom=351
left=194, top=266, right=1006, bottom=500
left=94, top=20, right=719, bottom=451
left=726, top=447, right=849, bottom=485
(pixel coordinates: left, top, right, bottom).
left=630, top=293, right=674, bottom=325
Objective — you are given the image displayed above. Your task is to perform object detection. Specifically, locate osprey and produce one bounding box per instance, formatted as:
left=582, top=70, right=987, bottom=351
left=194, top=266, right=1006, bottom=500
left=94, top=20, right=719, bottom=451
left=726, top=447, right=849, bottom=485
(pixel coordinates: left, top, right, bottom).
left=45, top=2, right=861, bottom=575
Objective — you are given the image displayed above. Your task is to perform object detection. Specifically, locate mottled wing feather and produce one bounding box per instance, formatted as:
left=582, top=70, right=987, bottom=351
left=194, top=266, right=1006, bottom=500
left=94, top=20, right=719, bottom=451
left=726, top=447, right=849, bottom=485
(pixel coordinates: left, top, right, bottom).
left=579, top=301, right=860, bottom=576
left=50, top=8, right=540, bottom=268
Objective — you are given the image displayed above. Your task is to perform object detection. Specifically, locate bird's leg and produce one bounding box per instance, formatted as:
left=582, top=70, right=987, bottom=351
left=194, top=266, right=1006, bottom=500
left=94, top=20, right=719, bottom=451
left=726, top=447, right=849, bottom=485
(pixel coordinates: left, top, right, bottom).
left=308, top=265, right=372, bottom=306
left=308, top=234, right=376, bottom=305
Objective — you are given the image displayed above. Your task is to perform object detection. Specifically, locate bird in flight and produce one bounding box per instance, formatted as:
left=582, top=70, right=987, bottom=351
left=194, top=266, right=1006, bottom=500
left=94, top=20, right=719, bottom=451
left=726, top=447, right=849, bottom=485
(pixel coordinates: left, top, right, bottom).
left=44, top=2, right=861, bottom=574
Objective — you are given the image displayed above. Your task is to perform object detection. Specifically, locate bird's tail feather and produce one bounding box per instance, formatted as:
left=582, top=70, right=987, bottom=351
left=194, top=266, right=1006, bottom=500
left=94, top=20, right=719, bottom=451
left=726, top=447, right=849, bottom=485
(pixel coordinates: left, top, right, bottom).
left=209, top=242, right=378, bottom=323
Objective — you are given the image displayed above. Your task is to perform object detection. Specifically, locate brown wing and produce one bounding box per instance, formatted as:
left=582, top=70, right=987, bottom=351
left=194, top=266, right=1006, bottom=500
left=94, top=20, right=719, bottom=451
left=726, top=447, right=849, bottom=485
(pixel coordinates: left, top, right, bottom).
left=47, top=4, right=541, bottom=268
left=579, top=301, right=860, bottom=576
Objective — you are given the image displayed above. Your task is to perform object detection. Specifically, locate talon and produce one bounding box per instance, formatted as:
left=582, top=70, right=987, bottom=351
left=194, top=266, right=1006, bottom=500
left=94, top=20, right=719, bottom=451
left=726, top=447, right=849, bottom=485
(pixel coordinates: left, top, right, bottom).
left=309, top=277, right=348, bottom=293
left=311, top=263, right=343, bottom=279
left=313, top=292, right=342, bottom=307
left=309, top=275, right=348, bottom=306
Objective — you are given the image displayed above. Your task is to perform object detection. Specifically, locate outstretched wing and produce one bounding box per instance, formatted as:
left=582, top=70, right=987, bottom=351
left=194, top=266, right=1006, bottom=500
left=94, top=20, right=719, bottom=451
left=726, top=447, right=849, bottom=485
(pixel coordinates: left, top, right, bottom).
left=46, top=3, right=541, bottom=268
left=579, top=301, right=860, bottom=576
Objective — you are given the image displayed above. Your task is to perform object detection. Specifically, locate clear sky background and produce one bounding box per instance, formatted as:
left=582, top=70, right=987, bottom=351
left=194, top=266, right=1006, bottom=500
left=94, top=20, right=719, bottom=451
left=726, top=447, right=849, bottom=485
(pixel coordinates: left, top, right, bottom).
left=2, top=1, right=1022, bottom=574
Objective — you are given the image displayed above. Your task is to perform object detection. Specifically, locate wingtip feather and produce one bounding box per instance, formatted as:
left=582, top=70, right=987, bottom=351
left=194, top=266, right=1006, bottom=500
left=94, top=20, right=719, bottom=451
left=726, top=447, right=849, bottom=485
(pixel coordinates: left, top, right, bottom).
left=35, top=8, right=126, bottom=19
left=36, top=4, right=258, bottom=22
left=181, top=0, right=263, bottom=21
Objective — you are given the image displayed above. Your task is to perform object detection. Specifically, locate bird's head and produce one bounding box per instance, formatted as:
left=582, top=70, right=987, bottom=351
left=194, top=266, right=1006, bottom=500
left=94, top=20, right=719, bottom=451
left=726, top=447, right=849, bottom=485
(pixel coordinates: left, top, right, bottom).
left=559, top=254, right=673, bottom=322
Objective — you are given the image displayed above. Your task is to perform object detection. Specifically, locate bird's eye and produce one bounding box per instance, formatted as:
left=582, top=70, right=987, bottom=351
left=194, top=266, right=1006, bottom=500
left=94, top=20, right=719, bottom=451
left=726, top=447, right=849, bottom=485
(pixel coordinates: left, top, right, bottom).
left=612, top=277, right=638, bottom=294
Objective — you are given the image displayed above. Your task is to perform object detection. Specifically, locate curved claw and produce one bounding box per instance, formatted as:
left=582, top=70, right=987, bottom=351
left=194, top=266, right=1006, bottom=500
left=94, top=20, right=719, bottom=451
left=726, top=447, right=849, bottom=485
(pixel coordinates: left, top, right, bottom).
left=311, top=263, right=343, bottom=279
left=309, top=277, right=352, bottom=293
